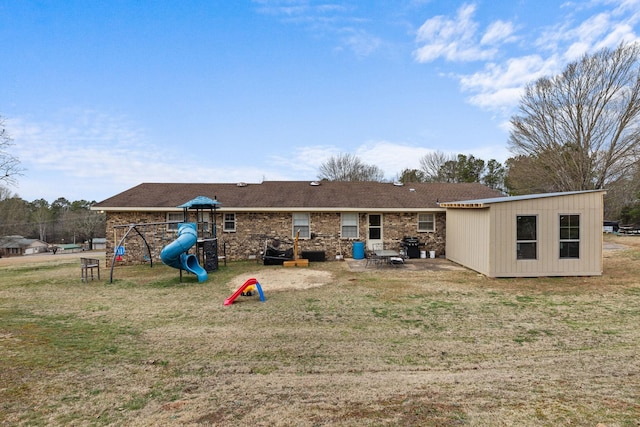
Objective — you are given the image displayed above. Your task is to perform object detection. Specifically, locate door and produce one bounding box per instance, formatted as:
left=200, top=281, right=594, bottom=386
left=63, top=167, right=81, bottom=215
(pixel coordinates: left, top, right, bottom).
left=367, top=214, right=383, bottom=250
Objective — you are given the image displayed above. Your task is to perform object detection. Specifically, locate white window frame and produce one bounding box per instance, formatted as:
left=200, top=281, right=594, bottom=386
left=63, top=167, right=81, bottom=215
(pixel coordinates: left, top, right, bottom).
left=167, top=212, right=183, bottom=231
left=223, top=213, right=236, bottom=232
left=417, top=213, right=435, bottom=232
left=341, top=213, right=359, bottom=239
left=559, top=214, right=580, bottom=259
left=292, top=213, right=310, bottom=239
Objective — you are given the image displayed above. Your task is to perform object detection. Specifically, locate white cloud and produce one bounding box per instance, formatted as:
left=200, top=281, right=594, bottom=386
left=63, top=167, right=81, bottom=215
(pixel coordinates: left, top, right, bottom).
left=459, top=54, right=560, bottom=111
left=421, top=0, right=640, bottom=119
left=7, top=111, right=301, bottom=201
left=481, top=20, right=517, bottom=45
left=339, top=28, right=383, bottom=57
left=253, top=0, right=382, bottom=57
left=414, top=3, right=505, bottom=62
left=356, top=141, right=434, bottom=177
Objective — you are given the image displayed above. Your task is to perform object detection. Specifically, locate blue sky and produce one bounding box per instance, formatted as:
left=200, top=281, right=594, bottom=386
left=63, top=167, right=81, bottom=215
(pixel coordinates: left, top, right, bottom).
left=2, top=0, right=639, bottom=203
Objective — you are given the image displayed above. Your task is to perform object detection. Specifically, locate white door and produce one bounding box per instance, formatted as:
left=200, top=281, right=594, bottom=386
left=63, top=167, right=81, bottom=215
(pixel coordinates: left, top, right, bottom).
left=367, top=214, right=383, bottom=250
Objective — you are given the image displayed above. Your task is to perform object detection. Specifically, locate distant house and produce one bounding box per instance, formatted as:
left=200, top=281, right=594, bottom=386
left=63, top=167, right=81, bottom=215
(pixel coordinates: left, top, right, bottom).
left=0, top=236, right=49, bottom=257
left=91, top=238, right=107, bottom=250
left=92, top=181, right=504, bottom=265
left=440, top=190, right=605, bottom=277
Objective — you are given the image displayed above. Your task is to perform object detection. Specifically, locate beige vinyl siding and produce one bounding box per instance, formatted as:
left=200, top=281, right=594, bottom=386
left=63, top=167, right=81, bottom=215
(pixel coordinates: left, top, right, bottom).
left=446, top=208, right=491, bottom=275
left=444, top=190, right=604, bottom=278
left=489, top=192, right=603, bottom=277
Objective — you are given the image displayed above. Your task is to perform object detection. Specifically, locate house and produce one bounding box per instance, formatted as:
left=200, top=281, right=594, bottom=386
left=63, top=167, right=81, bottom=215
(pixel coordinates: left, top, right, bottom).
left=91, top=237, right=107, bottom=250
left=92, top=181, right=504, bottom=266
left=440, top=190, right=605, bottom=277
left=0, top=236, right=49, bottom=257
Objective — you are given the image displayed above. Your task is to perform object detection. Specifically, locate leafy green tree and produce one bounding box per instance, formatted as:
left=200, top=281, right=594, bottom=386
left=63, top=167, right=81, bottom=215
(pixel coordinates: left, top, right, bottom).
left=482, top=159, right=506, bottom=191
left=454, top=154, right=485, bottom=183
left=396, top=168, right=426, bottom=183
left=0, top=193, right=30, bottom=236
left=419, top=153, right=504, bottom=190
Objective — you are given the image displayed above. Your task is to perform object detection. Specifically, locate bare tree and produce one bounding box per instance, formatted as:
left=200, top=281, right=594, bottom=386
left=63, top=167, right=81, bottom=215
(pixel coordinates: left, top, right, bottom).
left=419, top=150, right=455, bottom=182
left=0, top=116, right=22, bottom=185
left=317, top=153, right=385, bottom=181
left=66, top=209, right=106, bottom=249
left=30, top=199, right=51, bottom=242
left=508, top=43, right=640, bottom=192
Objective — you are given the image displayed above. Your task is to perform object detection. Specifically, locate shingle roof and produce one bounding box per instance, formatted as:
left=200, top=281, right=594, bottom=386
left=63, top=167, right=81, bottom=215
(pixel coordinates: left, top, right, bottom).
left=93, top=181, right=505, bottom=211
left=0, top=236, right=45, bottom=249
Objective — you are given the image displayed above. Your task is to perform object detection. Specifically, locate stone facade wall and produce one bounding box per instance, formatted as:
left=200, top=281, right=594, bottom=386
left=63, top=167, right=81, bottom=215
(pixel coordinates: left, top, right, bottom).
left=104, top=210, right=447, bottom=266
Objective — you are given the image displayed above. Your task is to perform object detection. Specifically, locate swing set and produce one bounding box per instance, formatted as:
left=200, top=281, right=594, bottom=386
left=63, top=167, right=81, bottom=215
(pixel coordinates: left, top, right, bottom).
left=109, top=220, right=180, bottom=283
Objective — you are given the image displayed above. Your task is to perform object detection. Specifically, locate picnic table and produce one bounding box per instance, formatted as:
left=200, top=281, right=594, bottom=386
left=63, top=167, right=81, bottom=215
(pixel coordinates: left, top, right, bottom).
left=374, top=249, right=404, bottom=267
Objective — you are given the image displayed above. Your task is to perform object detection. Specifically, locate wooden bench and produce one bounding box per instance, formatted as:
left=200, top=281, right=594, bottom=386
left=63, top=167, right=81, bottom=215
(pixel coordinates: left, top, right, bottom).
left=81, top=257, right=100, bottom=281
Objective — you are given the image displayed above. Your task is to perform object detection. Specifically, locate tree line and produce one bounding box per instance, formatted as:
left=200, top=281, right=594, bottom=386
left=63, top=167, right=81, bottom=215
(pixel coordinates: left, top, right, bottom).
left=0, top=188, right=105, bottom=247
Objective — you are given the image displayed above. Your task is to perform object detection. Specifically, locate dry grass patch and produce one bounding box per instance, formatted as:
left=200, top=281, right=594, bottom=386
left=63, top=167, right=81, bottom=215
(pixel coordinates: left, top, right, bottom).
left=1, top=237, right=639, bottom=426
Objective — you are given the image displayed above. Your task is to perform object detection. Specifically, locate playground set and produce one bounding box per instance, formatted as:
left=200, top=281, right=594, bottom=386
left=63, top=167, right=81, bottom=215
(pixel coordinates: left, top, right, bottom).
left=109, top=195, right=273, bottom=305
left=109, top=196, right=222, bottom=283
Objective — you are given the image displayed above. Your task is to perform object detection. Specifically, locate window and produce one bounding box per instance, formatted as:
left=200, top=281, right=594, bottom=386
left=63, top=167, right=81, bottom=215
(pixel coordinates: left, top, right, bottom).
left=559, top=214, right=580, bottom=258
left=417, top=213, right=435, bottom=232
left=167, top=212, right=183, bottom=231
left=516, top=215, right=537, bottom=259
left=223, top=213, right=236, bottom=232
left=293, top=213, right=310, bottom=238
left=368, top=214, right=381, bottom=240
left=341, top=213, right=358, bottom=238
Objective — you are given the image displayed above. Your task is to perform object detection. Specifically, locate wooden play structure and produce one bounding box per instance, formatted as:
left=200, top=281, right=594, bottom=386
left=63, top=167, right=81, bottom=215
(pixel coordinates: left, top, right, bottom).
left=283, top=230, right=309, bottom=267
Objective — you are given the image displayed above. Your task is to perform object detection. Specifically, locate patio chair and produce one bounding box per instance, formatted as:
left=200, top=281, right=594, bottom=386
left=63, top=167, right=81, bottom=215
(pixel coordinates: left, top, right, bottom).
left=365, top=250, right=381, bottom=268
left=81, top=257, right=100, bottom=281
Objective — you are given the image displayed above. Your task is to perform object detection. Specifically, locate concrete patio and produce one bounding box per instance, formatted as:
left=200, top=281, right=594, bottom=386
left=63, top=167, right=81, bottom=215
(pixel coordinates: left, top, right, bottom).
left=344, top=256, right=467, bottom=272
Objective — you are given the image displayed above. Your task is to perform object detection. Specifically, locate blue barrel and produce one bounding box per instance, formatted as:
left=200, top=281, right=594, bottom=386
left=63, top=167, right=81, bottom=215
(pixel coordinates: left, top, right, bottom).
left=352, top=241, right=365, bottom=260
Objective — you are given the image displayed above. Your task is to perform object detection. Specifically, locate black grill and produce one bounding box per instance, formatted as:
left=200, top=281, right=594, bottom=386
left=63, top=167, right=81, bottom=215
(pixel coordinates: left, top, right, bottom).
left=402, top=237, right=422, bottom=258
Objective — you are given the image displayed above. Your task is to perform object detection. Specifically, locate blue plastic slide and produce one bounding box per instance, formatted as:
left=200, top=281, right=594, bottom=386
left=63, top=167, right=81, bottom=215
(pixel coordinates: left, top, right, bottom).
left=160, top=222, right=208, bottom=282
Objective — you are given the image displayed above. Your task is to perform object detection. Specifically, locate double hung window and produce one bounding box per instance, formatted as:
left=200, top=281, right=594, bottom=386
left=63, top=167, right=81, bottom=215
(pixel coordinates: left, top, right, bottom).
left=223, top=213, right=236, bottom=232
left=341, top=213, right=358, bottom=238
left=559, top=214, right=580, bottom=258
left=417, top=213, right=435, bottom=232
left=293, top=213, right=310, bottom=238
left=516, top=215, right=537, bottom=259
